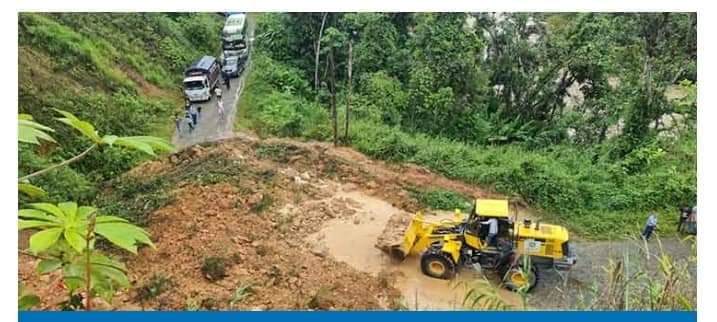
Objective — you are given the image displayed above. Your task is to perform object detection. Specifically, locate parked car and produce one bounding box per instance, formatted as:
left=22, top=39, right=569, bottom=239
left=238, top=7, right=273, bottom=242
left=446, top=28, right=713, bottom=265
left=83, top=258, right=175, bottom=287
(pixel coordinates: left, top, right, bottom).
left=222, top=55, right=245, bottom=78
left=183, top=56, right=220, bottom=102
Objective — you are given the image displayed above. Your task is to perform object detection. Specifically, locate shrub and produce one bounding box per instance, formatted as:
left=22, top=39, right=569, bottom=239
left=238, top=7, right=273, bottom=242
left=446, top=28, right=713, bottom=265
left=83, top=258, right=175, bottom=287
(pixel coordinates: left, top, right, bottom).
left=201, top=257, right=229, bottom=282
left=351, top=121, right=417, bottom=162
left=136, top=274, right=174, bottom=302
left=410, top=188, right=471, bottom=210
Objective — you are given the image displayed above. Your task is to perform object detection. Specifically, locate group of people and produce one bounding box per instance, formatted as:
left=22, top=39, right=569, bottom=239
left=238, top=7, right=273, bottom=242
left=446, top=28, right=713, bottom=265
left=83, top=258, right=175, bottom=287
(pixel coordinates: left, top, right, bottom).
left=174, top=87, right=227, bottom=136
left=640, top=205, right=697, bottom=241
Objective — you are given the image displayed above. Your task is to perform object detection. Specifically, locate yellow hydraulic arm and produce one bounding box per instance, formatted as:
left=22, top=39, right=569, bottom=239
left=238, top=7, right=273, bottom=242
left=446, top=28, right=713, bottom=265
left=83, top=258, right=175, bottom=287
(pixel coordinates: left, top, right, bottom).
left=388, top=211, right=464, bottom=261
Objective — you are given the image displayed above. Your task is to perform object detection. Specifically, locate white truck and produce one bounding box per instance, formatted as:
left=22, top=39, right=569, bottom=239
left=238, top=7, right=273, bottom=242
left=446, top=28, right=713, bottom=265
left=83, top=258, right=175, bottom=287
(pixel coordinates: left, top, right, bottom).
left=222, top=14, right=247, bottom=51
left=183, top=56, right=221, bottom=102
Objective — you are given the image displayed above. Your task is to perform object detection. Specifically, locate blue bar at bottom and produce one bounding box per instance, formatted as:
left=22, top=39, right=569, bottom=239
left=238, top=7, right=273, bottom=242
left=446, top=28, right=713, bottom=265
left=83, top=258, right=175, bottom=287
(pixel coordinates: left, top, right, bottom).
left=19, top=311, right=697, bottom=322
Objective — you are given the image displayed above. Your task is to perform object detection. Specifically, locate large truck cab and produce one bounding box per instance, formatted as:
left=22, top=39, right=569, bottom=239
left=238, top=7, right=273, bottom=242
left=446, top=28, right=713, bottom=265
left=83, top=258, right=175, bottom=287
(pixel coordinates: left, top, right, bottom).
left=183, top=56, right=220, bottom=102
left=222, top=14, right=247, bottom=50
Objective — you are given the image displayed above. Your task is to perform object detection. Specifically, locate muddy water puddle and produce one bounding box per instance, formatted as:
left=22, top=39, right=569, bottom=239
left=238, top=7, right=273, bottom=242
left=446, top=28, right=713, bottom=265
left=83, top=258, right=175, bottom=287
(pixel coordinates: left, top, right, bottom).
left=307, top=187, right=521, bottom=310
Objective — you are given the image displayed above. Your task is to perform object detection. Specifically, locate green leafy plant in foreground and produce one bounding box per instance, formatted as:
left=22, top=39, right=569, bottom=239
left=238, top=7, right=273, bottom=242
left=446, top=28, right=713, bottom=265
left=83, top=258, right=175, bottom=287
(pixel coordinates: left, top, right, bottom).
left=18, top=110, right=173, bottom=310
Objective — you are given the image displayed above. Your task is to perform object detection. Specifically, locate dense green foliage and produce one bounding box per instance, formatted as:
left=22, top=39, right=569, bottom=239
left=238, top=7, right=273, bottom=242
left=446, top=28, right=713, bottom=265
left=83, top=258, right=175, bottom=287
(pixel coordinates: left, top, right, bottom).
left=18, top=13, right=224, bottom=202
left=409, top=188, right=471, bottom=211
left=239, top=13, right=696, bottom=239
left=18, top=110, right=172, bottom=310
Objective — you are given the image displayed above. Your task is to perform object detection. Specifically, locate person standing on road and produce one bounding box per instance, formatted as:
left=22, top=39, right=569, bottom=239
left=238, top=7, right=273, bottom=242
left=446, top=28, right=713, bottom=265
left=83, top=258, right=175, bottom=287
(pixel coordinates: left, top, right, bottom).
left=214, top=87, right=223, bottom=101
left=185, top=111, right=194, bottom=133
left=174, top=113, right=182, bottom=134
left=480, top=217, right=499, bottom=247
left=678, top=206, right=691, bottom=233
left=189, top=104, right=198, bottom=127
left=223, top=71, right=231, bottom=89
left=217, top=99, right=225, bottom=121
left=642, top=212, right=658, bottom=240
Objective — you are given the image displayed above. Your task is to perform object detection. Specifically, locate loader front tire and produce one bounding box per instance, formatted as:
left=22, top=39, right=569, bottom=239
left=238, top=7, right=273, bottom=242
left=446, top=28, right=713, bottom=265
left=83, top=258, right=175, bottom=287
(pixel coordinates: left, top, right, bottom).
left=420, top=251, right=456, bottom=280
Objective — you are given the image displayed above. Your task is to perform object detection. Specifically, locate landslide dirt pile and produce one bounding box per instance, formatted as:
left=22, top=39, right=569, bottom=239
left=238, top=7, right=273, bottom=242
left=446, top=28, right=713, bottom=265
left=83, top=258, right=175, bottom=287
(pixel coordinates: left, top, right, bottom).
left=19, top=136, right=499, bottom=310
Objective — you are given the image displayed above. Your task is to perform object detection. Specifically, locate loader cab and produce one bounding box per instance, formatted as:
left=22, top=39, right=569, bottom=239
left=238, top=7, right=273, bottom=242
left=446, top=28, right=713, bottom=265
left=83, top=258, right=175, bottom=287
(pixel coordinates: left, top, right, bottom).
left=464, top=199, right=513, bottom=249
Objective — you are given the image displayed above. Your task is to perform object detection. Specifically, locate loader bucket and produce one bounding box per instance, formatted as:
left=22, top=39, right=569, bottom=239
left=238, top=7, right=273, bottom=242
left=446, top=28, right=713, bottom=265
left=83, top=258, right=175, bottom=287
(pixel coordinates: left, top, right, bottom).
left=388, top=212, right=428, bottom=262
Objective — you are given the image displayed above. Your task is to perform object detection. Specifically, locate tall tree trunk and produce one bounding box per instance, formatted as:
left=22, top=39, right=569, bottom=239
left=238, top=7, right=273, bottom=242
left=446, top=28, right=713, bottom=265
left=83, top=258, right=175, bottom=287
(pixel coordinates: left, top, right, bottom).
left=345, top=39, right=353, bottom=143
left=314, top=13, right=329, bottom=96
left=329, top=49, right=338, bottom=147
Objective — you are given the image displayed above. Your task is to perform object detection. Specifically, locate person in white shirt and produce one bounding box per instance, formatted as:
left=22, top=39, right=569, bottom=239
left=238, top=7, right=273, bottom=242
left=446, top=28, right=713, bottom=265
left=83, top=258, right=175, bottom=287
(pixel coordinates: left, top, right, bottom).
left=480, top=217, right=498, bottom=247
left=214, top=87, right=223, bottom=100
left=642, top=212, right=658, bottom=240
left=217, top=100, right=225, bottom=121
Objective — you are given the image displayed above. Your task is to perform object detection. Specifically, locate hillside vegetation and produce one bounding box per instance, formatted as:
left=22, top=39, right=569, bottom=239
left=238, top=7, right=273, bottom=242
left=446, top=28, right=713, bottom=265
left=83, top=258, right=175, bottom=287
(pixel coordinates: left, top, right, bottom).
left=237, top=13, right=697, bottom=238
left=18, top=13, right=223, bottom=203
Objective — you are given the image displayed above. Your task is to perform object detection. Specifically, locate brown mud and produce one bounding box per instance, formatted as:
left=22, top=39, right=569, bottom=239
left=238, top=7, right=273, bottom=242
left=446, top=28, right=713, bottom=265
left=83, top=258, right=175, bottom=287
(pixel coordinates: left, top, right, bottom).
left=19, top=135, right=694, bottom=311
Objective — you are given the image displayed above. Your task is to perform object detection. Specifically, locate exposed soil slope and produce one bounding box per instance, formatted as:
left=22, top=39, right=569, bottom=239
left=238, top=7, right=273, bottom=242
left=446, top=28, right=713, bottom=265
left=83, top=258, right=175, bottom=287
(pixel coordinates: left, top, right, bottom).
left=19, top=135, right=506, bottom=310
left=20, top=135, right=695, bottom=310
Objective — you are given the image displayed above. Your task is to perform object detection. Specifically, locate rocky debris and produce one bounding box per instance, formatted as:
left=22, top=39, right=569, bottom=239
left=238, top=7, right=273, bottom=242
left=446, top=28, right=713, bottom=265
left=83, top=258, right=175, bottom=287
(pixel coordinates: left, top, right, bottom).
left=19, top=135, right=504, bottom=310
left=310, top=243, right=328, bottom=258
left=375, top=211, right=415, bottom=254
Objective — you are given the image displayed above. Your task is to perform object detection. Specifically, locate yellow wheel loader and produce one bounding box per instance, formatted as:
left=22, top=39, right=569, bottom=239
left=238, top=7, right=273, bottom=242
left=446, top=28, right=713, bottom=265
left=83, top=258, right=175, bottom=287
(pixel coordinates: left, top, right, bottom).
left=387, top=199, right=577, bottom=292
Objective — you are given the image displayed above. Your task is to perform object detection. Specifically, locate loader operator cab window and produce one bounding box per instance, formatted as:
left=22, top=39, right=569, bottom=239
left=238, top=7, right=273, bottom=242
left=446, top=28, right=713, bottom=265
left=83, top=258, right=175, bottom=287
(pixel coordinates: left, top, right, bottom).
left=466, top=207, right=509, bottom=243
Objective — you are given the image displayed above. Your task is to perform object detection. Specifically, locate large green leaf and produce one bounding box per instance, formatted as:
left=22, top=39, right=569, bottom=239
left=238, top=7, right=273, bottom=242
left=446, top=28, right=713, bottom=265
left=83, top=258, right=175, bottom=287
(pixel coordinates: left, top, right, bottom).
left=18, top=183, right=47, bottom=199
left=18, top=294, right=41, bottom=310
left=19, top=220, right=60, bottom=230
left=90, top=253, right=127, bottom=271
left=77, top=206, right=97, bottom=221
left=64, top=229, right=86, bottom=253
left=37, top=258, right=63, bottom=274
left=29, top=228, right=63, bottom=253
left=58, top=202, right=79, bottom=222
left=18, top=115, right=55, bottom=145
left=95, top=215, right=129, bottom=224
left=62, top=263, right=85, bottom=292
left=30, top=203, right=66, bottom=220
left=110, top=136, right=175, bottom=156
left=95, top=222, right=154, bottom=254
left=54, top=109, right=102, bottom=143
left=93, top=263, right=129, bottom=287
left=19, top=209, right=60, bottom=223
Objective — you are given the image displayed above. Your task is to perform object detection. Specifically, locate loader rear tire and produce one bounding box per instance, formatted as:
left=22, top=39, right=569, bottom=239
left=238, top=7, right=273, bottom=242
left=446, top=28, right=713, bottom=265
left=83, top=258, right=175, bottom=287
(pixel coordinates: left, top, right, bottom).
left=420, top=251, right=456, bottom=280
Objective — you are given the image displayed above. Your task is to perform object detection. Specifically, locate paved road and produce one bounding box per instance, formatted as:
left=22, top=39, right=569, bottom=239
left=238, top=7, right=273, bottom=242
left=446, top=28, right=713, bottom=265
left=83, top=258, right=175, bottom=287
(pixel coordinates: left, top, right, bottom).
left=528, top=237, right=696, bottom=309
left=172, top=70, right=247, bottom=149
left=172, top=15, right=254, bottom=150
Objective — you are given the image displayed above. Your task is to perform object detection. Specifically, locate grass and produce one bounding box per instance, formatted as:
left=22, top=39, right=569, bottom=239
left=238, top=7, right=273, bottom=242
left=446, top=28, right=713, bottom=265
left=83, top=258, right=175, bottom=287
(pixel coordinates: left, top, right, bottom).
left=229, top=280, right=257, bottom=308
left=576, top=237, right=696, bottom=310
left=18, top=12, right=222, bottom=208
left=409, top=187, right=471, bottom=211
left=136, top=274, right=175, bottom=302
left=251, top=194, right=274, bottom=214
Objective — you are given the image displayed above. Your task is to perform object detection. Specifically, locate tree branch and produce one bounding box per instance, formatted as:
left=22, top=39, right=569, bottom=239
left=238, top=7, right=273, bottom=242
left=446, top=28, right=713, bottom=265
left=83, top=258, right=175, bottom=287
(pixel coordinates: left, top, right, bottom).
left=18, top=249, right=55, bottom=260
left=19, top=144, right=98, bottom=182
